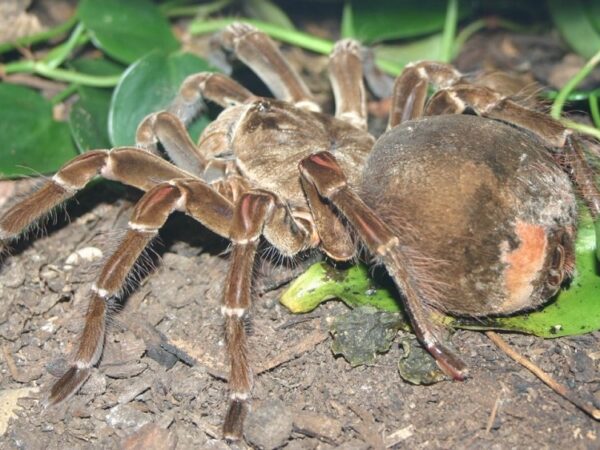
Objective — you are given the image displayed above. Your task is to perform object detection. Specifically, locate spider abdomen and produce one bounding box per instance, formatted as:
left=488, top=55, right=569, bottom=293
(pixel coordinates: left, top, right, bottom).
left=360, top=114, right=577, bottom=316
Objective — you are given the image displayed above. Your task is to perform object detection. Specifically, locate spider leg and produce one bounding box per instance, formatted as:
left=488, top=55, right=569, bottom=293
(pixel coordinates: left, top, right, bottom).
left=0, top=149, right=193, bottom=243
left=426, top=84, right=600, bottom=219
left=135, top=71, right=255, bottom=178
left=214, top=22, right=320, bottom=112
left=360, top=45, right=394, bottom=99
left=299, top=174, right=356, bottom=260
left=299, top=151, right=468, bottom=379
left=220, top=192, right=274, bottom=439
left=136, top=110, right=234, bottom=181
left=47, top=178, right=235, bottom=405
left=328, top=39, right=367, bottom=130
left=387, top=61, right=462, bottom=129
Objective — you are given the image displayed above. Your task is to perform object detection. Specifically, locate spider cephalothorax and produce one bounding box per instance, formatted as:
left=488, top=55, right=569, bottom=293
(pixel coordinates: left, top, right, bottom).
left=0, top=23, right=598, bottom=440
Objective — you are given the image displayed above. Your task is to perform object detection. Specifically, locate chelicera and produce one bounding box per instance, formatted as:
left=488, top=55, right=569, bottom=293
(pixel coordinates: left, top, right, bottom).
left=1, top=23, right=599, bottom=440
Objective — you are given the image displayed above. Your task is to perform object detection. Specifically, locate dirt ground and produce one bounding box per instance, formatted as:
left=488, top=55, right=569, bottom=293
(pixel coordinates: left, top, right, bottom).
left=0, top=181, right=599, bottom=450
left=1, top=5, right=600, bottom=450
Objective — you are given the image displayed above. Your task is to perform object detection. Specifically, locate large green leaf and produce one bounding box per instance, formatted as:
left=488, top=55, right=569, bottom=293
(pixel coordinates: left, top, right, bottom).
left=374, top=34, right=444, bottom=74
left=68, top=58, right=124, bottom=151
left=243, top=0, right=295, bottom=30
left=281, top=210, right=600, bottom=338
left=0, top=84, right=78, bottom=178
left=547, top=0, right=600, bottom=59
left=79, top=0, right=179, bottom=64
left=69, top=87, right=112, bottom=152
left=281, top=263, right=401, bottom=313
left=109, top=52, right=214, bottom=147
left=345, top=0, right=469, bottom=44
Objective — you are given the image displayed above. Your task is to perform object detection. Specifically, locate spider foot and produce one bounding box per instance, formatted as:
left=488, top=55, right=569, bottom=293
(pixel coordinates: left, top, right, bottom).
left=223, top=399, right=249, bottom=441
left=425, top=341, right=468, bottom=381
left=46, top=366, right=91, bottom=407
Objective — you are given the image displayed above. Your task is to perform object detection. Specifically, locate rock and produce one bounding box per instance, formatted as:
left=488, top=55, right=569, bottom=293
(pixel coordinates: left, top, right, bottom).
left=79, top=370, right=107, bottom=396
left=103, top=362, right=147, bottom=379
left=292, top=410, right=342, bottom=443
left=0, top=387, right=39, bottom=436
left=118, top=380, right=151, bottom=405
left=244, top=399, right=293, bottom=450
left=105, top=404, right=151, bottom=430
left=120, top=423, right=177, bottom=450
left=334, top=438, right=370, bottom=450
left=2, top=262, right=26, bottom=288
left=63, top=246, right=103, bottom=271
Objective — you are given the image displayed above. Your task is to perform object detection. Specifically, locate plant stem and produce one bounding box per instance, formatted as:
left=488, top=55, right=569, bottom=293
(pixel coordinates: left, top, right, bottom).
left=453, top=17, right=542, bottom=59
left=544, top=87, right=600, bottom=102
left=486, top=331, right=600, bottom=420
left=0, top=15, right=78, bottom=54
left=452, top=19, right=485, bottom=57
left=44, top=23, right=88, bottom=69
left=189, top=18, right=334, bottom=55
left=2, top=60, right=121, bottom=87
left=551, top=48, right=600, bottom=119
left=50, top=83, right=79, bottom=105
left=440, top=0, right=458, bottom=62
left=163, top=0, right=232, bottom=18
left=560, top=118, right=600, bottom=140
left=340, top=2, right=355, bottom=39
left=589, top=94, right=600, bottom=129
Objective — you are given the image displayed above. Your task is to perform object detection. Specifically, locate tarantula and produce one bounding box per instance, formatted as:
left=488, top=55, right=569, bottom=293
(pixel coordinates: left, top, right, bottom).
left=1, top=23, right=599, bottom=440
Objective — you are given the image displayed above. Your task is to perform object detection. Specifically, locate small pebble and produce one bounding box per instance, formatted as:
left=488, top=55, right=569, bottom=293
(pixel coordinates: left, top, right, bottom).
left=79, top=370, right=107, bottom=396
left=105, top=404, right=151, bottom=430
left=292, top=410, right=342, bottom=443
left=2, top=262, right=26, bottom=288
left=63, top=246, right=103, bottom=270
left=244, top=399, right=293, bottom=450
left=120, top=423, right=176, bottom=450
left=118, top=380, right=151, bottom=405
left=103, top=362, right=147, bottom=379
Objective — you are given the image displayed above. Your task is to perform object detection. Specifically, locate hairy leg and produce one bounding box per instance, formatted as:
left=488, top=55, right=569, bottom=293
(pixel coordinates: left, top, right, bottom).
left=328, top=39, right=368, bottom=130
left=0, top=149, right=193, bottom=243
left=299, top=151, right=467, bottom=379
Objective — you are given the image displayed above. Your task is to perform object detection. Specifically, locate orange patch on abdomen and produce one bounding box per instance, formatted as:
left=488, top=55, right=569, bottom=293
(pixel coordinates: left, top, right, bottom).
left=499, top=221, right=547, bottom=313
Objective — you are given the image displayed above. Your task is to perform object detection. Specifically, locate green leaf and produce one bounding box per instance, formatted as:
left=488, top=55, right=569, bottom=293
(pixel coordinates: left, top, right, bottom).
left=280, top=262, right=402, bottom=313
left=79, top=0, right=179, bottom=64
left=243, top=0, right=295, bottom=30
left=109, top=52, right=214, bottom=147
left=69, top=87, right=112, bottom=151
left=68, top=58, right=125, bottom=151
left=547, top=0, right=600, bottom=59
left=594, top=220, right=600, bottom=261
left=397, top=336, right=449, bottom=385
left=340, top=2, right=355, bottom=39
left=330, top=306, right=407, bottom=366
left=69, top=57, right=125, bottom=77
left=585, top=0, right=600, bottom=32
left=374, top=34, right=444, bottom=74
left=347, top=0, right=470, bottom=43
left=281, top=209, right=600, bottom=338
left=0, top=84, right=78, bottom=178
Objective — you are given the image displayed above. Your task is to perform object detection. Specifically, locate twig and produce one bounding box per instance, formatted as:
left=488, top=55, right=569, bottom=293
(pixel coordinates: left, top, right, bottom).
left=486, top=331, right=600, bottom=420
left=169, top=327, right=328, bottom=381
left=485, top=394, right=501, bottom=433
left=348, top=405, right=386, bottom=450
left=1, top=73, right=67, bottom=93
left=255, top=328, right=328, bottom=374
left=2, top=344, right=30, bottom=383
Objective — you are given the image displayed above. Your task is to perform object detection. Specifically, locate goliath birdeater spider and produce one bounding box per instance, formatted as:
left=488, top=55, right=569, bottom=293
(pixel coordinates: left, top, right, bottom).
left=1, top=22, right=599, bottom=440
